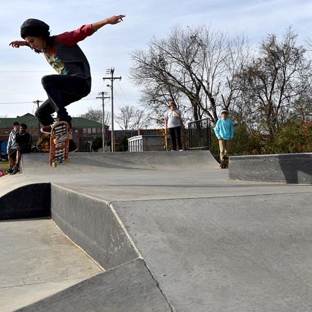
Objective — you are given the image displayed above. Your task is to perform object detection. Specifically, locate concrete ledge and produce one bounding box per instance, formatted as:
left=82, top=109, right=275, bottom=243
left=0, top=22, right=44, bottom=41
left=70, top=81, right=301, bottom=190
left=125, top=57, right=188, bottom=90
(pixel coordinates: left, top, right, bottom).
left=229, top=153, right=312, bottom=184
left=0, top=179, right=140, bottom=270
left=51, top=185, right=139, bottom=270
left=0, top=183, right=51, bottom=220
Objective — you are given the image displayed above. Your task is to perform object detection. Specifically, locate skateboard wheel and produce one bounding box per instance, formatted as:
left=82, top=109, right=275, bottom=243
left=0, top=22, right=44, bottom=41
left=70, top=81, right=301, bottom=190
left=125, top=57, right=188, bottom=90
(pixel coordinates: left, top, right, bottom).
left=53, top=138, right=58, bottom=144
left=52, top=162, right=57, bottom=168
left=65, top=158, right=70, bottom=163
left=68, top=134, right=73, bottom=140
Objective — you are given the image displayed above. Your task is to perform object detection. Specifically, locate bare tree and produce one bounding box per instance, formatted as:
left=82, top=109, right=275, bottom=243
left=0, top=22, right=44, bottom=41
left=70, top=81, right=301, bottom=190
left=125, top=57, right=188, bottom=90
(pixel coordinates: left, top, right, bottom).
left=130, top=25, right=249, bottom=125
left=292, top=92, right=312, bottom=121
left=115, top=105, right=149, bottom=130
left=234, top=27, right=311, bottom=139
left=80, top=107, right=110, bottom=125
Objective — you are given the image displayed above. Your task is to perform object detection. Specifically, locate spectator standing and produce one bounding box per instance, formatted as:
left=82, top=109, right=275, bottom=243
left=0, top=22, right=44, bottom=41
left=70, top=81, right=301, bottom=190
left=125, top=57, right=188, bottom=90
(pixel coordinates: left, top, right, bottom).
left=7, top=121, right=20, bottom=174
left=214, top=109, right=234, bottom=167
left=11, top=123, right=32, bottom=175
left=164, top=101, right=183, bottom=151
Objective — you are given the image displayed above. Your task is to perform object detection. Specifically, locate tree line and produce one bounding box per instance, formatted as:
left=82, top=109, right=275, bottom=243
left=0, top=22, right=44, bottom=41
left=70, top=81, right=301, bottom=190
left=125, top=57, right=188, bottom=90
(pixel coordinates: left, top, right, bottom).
left=82, top=25, right=312, bottom=154
left=129, top=25, right=312, bottom=155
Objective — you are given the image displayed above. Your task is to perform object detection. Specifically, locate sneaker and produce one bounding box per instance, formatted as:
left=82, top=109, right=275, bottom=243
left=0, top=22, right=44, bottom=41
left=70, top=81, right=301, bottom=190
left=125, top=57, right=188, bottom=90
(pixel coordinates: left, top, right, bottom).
left=7, top=166, right=13, bottom=174
left=41, top=121, right=72, bottom=134
left=69, top=139, right=78, bottom=153
left=179, top=149, right=183, bottom=151
left=41, top=125, right=52, bottom=134
left=11, top=165, right=19, bottom=175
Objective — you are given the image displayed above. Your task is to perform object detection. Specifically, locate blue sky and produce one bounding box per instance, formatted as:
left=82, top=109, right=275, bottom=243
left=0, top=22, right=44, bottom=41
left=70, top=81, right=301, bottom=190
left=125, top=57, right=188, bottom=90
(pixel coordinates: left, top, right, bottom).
left=0, top=0, right=311, bottom=124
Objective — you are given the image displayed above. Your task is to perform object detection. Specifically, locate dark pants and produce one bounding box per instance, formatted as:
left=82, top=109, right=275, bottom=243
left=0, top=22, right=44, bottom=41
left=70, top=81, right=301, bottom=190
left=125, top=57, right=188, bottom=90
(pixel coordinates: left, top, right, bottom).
left=8, top=148, right=29, bottom=166
left=169, top=126, right=182, bottom=150
left=35, top=75, right=91, bottom=126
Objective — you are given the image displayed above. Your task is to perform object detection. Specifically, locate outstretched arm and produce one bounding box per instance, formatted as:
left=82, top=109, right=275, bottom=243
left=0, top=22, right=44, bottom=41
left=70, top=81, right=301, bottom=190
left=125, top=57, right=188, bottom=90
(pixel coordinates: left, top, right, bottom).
left=92, top=15, right=125, bottom=31
left=9, top=41, right=30, bottom=48
left=10, top=15, right=125, bottom=48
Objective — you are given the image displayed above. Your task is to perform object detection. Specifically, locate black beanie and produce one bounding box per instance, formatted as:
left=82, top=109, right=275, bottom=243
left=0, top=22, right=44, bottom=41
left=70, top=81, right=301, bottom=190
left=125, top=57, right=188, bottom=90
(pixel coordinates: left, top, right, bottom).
left=20, top=18, right=49, bottom=39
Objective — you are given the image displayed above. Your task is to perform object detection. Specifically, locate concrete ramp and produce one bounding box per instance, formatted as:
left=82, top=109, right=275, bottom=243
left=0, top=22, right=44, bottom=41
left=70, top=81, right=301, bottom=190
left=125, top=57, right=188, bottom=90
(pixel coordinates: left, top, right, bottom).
left=51, top=185, right=139, bottom=270
left=2, top=151, right=312, bottom=311
left=22, top=150, right=218, bottom=173
left=17, top=259, right=172, bottom=312
left=14, top=192, right=312, bottom=312
left=113, top=194, right=312, bottom=311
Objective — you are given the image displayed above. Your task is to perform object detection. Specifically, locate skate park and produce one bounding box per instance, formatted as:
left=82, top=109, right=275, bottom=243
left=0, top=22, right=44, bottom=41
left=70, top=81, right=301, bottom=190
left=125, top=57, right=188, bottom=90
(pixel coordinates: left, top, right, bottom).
left=1, top=150, right=312, bottom=311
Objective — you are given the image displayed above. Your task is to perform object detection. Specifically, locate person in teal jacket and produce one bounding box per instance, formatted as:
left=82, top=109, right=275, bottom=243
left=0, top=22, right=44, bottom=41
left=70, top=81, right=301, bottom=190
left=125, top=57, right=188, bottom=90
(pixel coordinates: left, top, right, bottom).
left=214, top=109, right=234, bottom=165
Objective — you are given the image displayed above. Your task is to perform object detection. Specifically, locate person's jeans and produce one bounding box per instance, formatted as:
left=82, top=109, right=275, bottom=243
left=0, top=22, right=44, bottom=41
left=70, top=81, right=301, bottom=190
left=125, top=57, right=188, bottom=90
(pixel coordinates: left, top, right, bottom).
left=169, top=126, right=182, bottom=150
left=35, top=75, right=91, bottom=126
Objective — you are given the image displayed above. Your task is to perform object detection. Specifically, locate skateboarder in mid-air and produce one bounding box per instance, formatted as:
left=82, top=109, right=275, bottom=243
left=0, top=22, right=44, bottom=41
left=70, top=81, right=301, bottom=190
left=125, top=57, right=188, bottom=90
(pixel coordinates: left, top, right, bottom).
left=214, top=109, right=234, bottom=168
left=9, top=14, right=125, bottom=152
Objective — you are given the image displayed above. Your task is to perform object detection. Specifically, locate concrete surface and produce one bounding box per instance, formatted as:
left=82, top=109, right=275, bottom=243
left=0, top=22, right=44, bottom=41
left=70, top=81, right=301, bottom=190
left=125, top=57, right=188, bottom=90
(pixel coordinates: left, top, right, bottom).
left=229, top=153, right=312, bottom=184
left=17, top=259, right=172, bottom=312
left=1, top=151, right=312, bottom=311
left=115, top=194, right=312, bottom=311
left=0, top=219, right=103, bottom=312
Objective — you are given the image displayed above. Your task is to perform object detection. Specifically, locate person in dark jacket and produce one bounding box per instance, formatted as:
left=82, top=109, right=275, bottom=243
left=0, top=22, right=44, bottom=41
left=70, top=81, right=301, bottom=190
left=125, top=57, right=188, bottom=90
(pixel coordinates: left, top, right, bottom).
left=11, top=123, right=32, bottom=175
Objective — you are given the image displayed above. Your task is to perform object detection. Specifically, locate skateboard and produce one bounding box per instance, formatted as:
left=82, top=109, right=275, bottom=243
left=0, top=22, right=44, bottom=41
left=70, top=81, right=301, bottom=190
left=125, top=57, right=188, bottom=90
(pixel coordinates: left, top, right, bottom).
left=49, top=121, right=71, bottom=167
left=220, top=156, right=229, bottom=169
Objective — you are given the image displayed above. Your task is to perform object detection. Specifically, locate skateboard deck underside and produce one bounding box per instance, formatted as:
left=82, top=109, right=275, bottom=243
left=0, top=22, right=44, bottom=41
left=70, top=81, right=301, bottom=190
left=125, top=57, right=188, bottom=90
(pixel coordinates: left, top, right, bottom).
left=49, top=122, right=70, bottom=167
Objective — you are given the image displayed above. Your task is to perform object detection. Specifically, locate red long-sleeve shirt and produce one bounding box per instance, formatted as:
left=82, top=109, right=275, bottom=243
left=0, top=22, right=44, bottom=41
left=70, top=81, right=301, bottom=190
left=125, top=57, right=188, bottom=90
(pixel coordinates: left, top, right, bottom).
left=43, top=24, right=95, bottom=84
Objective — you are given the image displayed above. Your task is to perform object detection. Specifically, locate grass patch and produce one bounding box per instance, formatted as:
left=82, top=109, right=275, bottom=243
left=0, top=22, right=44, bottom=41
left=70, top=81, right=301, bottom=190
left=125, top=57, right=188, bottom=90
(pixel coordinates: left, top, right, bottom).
left=0, top=160, right=9, bottom=171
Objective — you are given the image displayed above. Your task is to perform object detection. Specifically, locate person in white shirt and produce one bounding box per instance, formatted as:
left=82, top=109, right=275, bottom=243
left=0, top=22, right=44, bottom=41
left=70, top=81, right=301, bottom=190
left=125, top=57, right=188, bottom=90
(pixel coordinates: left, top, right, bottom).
left=164, top=101, right=183, bottom=151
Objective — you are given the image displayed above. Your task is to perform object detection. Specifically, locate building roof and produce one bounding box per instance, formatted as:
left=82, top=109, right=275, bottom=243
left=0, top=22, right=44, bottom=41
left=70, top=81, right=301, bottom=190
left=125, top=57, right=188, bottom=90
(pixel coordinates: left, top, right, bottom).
left=71, top=117, right=104, bottom=128
left=0, top=114, right=103, bottom=128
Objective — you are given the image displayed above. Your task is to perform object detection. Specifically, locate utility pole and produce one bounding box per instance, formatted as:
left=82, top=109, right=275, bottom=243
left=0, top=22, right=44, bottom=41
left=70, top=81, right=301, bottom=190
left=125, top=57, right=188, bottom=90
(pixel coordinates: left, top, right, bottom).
left=103, top=68, right=121, bottom=152
left=33, top=100, right=42, bottom=138
left=96, top=92, right=110, bottom=152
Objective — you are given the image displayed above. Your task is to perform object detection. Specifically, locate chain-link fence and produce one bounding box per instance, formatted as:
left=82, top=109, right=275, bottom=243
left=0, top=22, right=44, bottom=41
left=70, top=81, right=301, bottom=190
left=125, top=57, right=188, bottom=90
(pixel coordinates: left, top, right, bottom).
left=188, top=118, right=212, bottom=150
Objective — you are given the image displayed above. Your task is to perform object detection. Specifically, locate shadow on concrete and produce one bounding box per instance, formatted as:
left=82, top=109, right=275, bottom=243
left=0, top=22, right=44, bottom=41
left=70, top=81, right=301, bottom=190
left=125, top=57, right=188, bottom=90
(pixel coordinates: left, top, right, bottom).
left=0, top=183, right=50, bottom=220
left=229, top=153, right=312, bottom=184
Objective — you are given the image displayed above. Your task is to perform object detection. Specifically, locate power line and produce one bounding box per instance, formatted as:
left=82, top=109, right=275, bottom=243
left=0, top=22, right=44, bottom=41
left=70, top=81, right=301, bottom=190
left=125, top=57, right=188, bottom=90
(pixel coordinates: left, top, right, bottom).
left=0, top=101, right=34, bottom=105
left=0, top=98, right=97, bottom=105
